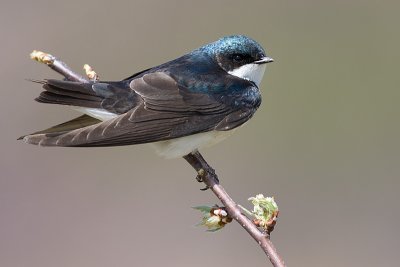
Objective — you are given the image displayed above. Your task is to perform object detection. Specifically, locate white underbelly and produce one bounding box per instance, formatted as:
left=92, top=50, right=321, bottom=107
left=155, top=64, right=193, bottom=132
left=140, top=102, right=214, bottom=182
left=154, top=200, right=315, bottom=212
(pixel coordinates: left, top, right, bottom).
left=73, top=107, right=118, bottom=121
left=153, top=130, right=236, bottom=159
left=73, top=107, right=235, bottom=158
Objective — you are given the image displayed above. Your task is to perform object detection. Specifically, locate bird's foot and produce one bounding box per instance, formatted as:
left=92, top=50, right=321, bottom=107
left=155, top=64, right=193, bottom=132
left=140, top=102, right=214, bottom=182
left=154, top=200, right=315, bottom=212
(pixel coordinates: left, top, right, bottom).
left=196, top=167, right=219, bottom=191
left=183, top=151, right=219, bottom=191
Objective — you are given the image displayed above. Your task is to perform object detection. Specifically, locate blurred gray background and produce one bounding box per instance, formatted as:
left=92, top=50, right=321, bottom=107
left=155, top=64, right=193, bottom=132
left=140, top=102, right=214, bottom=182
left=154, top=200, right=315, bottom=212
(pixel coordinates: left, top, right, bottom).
left=1, top=0, right=399, bottom=266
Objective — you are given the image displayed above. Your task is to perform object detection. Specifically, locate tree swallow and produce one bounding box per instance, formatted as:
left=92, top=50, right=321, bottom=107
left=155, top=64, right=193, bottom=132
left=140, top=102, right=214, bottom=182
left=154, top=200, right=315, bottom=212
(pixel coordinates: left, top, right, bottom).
left=20, top=35, right=274, bottom=158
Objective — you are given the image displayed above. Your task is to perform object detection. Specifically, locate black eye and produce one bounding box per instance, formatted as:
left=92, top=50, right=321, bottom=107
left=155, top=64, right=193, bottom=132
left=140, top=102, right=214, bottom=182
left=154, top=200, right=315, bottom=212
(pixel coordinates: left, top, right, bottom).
left=232, top=54, right=244, bottom=62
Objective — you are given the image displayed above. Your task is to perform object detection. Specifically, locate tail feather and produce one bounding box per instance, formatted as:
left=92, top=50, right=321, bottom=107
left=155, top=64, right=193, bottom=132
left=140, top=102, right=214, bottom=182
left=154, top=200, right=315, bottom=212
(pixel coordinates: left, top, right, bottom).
left=36, top=91, right=102, bottom=108
left=35, top=79, right=103, bottom=108
left=42, top=83, right=102, bottom=101
left=19, top=114, right=102, bottom=145
left=44, top=79, right=96, bottom=94
left=19, top=78, right=137, bottom=146
left=32, top=79, right=136, bottom=114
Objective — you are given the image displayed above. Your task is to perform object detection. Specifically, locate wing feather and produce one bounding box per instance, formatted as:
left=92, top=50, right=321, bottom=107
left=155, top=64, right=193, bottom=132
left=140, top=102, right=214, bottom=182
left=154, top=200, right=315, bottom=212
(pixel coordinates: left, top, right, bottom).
left=23, top=72, right=259, bottom=147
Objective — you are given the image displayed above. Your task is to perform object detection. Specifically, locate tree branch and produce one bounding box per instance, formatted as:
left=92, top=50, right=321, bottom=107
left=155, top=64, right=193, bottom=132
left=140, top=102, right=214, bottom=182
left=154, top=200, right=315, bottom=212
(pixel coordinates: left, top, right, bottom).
left=30, top=50, right=89, bottom=83
left=183, top=151, right=285, bottom=267
left=30, top=51, right=286, bottom=267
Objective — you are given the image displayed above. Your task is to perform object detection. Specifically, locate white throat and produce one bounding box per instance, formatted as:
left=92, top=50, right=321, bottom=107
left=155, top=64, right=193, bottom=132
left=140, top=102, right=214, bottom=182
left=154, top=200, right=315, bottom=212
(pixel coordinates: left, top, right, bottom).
left=228, top=63, right=266, bottom=86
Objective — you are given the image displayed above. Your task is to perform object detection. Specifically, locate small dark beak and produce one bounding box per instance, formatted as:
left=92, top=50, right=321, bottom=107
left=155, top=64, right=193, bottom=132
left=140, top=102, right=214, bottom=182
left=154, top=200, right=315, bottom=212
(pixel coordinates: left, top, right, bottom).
left=254, top=56, right=274, bottom=64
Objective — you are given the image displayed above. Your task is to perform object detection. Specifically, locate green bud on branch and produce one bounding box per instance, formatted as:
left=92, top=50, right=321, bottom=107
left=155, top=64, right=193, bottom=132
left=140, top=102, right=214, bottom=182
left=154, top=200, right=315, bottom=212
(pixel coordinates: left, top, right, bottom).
left=193, top=205, right=232, bottom=232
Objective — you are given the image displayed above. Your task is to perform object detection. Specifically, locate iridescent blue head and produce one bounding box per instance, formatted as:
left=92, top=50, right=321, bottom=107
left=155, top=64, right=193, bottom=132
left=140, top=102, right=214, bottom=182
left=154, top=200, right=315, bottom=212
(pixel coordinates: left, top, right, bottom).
left=199, top=35, right=273, bottom=86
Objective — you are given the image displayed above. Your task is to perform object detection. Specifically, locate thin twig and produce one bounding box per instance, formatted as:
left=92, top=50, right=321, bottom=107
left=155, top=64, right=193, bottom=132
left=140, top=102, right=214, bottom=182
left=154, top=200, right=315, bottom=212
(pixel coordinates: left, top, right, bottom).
left=184, top=151, right=285, bottom=267
left=30, top=51, right=286, bottom=267
left=30, top=50, right=88, bottom=83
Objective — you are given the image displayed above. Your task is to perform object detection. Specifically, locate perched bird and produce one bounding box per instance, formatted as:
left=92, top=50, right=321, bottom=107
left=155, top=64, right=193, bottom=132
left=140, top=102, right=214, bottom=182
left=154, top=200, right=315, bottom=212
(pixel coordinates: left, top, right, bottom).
left=20, top=35, right=273, bottom=158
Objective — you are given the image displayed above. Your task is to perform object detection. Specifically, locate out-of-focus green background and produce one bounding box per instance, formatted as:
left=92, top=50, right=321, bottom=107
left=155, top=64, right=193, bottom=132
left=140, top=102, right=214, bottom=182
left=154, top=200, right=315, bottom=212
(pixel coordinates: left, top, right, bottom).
left=1, top=0, right=399, bottom=266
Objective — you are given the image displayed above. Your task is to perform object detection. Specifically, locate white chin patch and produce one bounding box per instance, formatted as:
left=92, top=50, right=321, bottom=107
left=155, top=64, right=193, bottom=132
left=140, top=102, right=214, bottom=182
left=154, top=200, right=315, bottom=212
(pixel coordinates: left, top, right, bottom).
left=228, top=63, right=266, bottom=86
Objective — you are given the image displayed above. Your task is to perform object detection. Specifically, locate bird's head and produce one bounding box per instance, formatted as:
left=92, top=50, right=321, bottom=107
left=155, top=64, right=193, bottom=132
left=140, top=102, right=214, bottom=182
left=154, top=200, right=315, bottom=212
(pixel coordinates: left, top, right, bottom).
left=201, top=35, right=273, bottom=86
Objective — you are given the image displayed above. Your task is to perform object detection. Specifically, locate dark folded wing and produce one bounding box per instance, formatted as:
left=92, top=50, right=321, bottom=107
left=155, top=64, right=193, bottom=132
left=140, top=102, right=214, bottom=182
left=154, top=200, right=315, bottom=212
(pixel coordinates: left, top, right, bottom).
left=131, top=72, right=229, bottom=113
left=23, top=72, right=257, bottom=147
